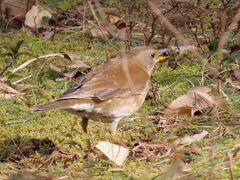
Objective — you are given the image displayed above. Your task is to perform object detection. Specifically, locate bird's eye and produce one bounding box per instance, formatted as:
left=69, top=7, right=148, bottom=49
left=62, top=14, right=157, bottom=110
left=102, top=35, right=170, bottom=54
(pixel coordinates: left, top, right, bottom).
left=163, top=51, right=169, bottom=56
left=151, top=53, right=155, bottom=58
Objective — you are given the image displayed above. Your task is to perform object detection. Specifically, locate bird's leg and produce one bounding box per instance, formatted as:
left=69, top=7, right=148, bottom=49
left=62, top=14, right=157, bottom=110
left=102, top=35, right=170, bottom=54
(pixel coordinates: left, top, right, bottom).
left=110, top=118, right=124, bottom=145
left=81, top=117, right=89, bottom=133
left=110, top=118, right=122, bottom=134
left=81, top=117, right=91, bottom=149
left=70, top=116, right=78, bottom=136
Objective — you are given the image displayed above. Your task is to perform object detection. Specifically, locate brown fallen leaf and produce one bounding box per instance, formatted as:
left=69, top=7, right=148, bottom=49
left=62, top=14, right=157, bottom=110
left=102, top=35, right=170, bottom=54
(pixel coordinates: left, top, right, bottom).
left=166, top=86, right=227, bottom=116
left=108, top=15, right=127, bottom=29
left=0, top=81, right=21, bottom=94
left=174, top=130, right=209, bottom=146
left=90, top=27, right=109, bottom=38
left=24, top=5, right=52, bottom=29
left=95, top=141, right=129, bottom=166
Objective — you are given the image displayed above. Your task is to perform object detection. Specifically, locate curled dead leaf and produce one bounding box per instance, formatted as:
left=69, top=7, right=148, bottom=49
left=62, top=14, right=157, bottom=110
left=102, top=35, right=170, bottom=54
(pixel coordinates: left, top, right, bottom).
left=166, top=86, right=228, bottom=116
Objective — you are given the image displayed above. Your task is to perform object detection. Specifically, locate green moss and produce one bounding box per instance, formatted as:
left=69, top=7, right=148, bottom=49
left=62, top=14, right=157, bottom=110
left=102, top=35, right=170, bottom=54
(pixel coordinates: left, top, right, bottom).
left=0, top=8, right=240, bottom=179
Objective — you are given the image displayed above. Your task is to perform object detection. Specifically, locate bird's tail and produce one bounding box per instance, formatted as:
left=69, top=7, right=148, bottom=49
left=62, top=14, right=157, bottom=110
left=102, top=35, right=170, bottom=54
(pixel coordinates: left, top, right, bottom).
left=33, top=100, right=74, bottom=111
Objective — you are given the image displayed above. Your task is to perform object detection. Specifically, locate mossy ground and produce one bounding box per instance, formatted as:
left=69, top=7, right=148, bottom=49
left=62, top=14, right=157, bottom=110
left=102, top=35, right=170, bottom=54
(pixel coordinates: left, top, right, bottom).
left=0, top=3, right=240, bottom=180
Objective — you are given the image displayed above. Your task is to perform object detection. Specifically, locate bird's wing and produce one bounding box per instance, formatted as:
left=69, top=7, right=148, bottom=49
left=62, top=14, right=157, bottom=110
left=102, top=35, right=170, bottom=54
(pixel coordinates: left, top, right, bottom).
left=60, top=59, right=150, bottom=100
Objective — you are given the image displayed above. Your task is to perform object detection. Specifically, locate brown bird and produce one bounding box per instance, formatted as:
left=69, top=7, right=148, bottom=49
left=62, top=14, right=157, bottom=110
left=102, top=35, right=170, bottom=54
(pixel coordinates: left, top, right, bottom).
left=34, top=46, right=168, bottom=134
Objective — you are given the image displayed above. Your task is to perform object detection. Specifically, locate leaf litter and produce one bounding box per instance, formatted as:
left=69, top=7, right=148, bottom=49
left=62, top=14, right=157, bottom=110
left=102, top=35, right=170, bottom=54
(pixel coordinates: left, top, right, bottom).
left=0, top=137, right=76, bottom=166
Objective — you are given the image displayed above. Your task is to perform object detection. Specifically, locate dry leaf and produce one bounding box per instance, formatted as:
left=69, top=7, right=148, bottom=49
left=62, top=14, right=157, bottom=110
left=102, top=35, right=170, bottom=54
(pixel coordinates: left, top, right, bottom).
left=174, top=130, right=209, bottom=146
left=90, top=28, right=109, bottom=38
left=0, top=81, right=21, bottom=94
left=166, top=86, right=226, bottom=116
left=95, top=141, right=129, bottom=166
left=24, top=5, right=52, bottom=29
left=108, top=15, right=127, bottom=29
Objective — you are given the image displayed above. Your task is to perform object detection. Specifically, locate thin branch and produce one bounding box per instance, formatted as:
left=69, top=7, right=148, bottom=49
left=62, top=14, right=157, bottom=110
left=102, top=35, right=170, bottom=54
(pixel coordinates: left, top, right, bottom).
left=87, top=0, right=108, bottom=40
left=217, top=7, right=240, bottom=64
left=147, top=0, right=184, bottom=41
left=10, top=53, right=65, bottom=74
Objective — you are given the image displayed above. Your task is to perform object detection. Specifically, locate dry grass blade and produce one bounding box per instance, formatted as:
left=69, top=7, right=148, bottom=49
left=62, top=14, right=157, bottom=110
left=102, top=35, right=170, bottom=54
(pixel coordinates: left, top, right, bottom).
left=10, top=53, right=65, bottom=74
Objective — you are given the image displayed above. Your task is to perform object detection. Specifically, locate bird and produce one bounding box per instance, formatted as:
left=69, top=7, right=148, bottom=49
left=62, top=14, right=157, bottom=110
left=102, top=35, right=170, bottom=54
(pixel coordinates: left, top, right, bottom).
left=34, top=46, right=168, bottom=134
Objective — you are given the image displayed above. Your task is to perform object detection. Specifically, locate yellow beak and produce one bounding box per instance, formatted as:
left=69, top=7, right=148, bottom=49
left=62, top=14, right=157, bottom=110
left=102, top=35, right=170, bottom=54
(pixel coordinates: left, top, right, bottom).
left=154, top=55, right=167, bottom=62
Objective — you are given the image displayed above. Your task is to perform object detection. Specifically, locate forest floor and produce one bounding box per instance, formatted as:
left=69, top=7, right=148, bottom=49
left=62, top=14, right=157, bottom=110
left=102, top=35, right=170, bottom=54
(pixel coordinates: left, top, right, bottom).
left=0, top=1, right=240, bottom=180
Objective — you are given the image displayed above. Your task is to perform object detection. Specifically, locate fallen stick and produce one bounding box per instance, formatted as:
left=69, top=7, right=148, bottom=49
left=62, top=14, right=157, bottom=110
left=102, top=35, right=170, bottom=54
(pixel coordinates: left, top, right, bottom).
left=10, top=53, right=65, bottom=74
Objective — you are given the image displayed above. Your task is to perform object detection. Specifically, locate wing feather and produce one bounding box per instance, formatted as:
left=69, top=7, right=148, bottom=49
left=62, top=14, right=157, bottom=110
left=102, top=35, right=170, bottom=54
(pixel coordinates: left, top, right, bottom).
left=60, top=57, right=150, bottom=100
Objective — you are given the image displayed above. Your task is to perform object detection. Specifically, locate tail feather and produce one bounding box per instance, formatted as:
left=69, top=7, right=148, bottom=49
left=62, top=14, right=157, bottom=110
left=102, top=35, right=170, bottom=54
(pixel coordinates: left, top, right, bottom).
left=33, top=99, right=83, bottom=111
left=33, top=100, right=68, bottom=111
left=33, top=99, right=96, bottom=111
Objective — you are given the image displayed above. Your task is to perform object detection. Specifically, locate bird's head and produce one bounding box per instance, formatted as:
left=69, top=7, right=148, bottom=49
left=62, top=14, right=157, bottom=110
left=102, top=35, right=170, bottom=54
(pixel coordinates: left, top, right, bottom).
left=128, top=46, right=169, bottom=73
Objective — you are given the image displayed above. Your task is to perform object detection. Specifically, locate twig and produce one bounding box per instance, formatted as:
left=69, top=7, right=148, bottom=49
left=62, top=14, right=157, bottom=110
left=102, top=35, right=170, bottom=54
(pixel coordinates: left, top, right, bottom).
left=12, top=75, right=32, bottom=84
left=147, top=0, right=184, bottom=41
left=10, top=53, right=65, bottom=74
left=217, top=7, right=240, bottom=65
left=228, top=152, right=234, bottom=180
left=144, top=15, right=158, bottom=45
left=87, top=0, right=108, bottom=40
left=216, top=7, right=240, bottom=95
left=10, top=137, right=26, bottom=160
